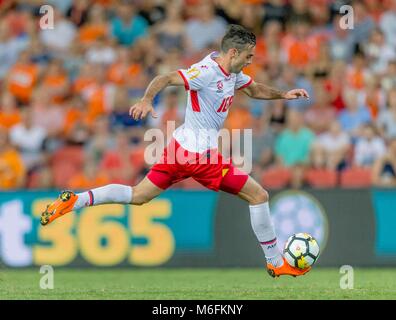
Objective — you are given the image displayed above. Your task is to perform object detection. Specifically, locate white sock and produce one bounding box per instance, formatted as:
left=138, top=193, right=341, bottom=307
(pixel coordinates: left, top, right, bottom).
left=249, top=202, right=284, bottom=267
left=74, top=184, right=133, bottom=210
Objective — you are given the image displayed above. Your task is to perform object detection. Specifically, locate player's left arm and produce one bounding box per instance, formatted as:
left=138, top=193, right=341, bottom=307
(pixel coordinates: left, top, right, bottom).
left=241, top=81, right=310, bottom=100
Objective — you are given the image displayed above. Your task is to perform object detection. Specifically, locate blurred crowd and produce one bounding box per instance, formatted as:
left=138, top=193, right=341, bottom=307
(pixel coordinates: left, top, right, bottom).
left=0, top=0, right=396, bottom=190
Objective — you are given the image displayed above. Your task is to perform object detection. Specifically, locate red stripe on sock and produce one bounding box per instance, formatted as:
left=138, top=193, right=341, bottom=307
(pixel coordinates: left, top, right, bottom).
left=88, top=190, right=94, bottom=206
left=261, top=238, right=277, bottom=245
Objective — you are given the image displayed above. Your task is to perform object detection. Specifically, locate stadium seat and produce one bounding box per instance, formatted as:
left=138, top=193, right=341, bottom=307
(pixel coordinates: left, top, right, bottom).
left=340, top=167, right=372, bottom=188
left=261, top=167, right=292, bottom=190
left=27, top=171, right=41, bottom=189
left=51, top=146, right=84, bottom=168
left=53, top=162, right=80, bottom=188
left=50, top=146, right=84, bottom=188
left=304, top=168, right=338, bottom=188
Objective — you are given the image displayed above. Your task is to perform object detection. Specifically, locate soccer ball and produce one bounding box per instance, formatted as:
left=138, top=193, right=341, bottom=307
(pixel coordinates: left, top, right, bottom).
left=283, top=233, right=320, bottom=269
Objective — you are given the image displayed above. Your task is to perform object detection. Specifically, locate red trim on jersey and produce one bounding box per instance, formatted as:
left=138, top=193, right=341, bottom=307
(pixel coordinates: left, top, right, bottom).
left=210, top=55, right=231, bottom=77
left=217, top=64, right=230, bottom=77
left=237, top=78, right=253, bottom=90
left=190, top=90, right=200, bottom=112
left=178, top=70, right=190, bottom=90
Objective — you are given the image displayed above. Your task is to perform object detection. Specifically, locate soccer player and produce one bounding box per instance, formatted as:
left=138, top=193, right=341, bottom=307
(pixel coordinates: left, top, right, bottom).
left=41, top=25, right=310, bottom=278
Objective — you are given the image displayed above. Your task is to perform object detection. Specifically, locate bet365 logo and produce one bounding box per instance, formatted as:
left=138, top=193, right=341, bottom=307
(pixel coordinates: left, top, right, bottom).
left=0, top=198, right=175, bottom=267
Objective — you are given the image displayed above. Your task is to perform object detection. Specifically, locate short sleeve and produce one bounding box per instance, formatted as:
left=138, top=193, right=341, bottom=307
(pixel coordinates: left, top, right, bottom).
left=235, top=71, right=253, bottom=90
left=178, top=64, right=213, bottom=91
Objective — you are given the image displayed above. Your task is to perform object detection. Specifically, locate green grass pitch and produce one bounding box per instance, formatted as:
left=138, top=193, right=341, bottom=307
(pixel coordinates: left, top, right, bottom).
left=1, top=268, right=396, bottom=300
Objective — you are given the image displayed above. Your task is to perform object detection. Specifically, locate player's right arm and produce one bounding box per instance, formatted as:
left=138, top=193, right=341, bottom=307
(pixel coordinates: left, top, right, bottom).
left=129, top=71, right=184, bottom=120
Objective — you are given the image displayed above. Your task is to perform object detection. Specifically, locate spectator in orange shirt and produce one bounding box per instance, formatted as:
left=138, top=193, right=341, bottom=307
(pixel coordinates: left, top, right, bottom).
left=0, top=92, right=21, bottom=130
left=82, top=66, right=116, bottom=121
left=72, top=63, right=96, bottom=95
left=282, top=19, right=321, bottom=71
left=63, top=96, right=91, bottom=145
left=78, top=4, right=109, bottom=45
left=41, top=59, right=70, bottom=104
left=63, top=95, right=88, bottom=133
left=361, top=76, right=386, bottom=120
left=306, top=43, right=332, bottom=81
left=0, top=127, right=26, bottom=189
left=107, top=47, right=142, bottom=86
left=346, top=52, right=372, bottom=91
left=6, top=50, right=40, bottom=105
left=254, top=20, right=282, bottom=68
left=3, top=7, right=32, bottom=37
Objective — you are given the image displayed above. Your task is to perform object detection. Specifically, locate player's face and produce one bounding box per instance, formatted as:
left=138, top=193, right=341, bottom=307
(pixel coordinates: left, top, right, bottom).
left=230, top=45, right=255, bottom=73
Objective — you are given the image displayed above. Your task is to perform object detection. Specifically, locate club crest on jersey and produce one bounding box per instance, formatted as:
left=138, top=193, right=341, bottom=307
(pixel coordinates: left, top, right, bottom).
left=216, top=80, right=224, bottom=93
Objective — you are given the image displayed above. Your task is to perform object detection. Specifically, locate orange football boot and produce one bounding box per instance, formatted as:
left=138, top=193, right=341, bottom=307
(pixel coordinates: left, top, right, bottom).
left=40, top=190, right=78, bottom=226
left=267, top=257, right=312, bottom=278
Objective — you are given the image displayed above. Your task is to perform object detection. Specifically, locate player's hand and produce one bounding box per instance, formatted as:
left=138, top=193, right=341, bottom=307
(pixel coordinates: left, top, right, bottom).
left=284, top=89, right=309, bottom=100
left=129, top=98, right=158, bottom=120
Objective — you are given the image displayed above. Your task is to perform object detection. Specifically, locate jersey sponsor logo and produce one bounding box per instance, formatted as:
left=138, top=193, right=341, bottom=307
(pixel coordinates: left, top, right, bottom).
left=216, top=80, right=224, bottom=93
left=200, top=65, right=208, bottom=69
left=217, top=96, right=233, bottom=112
left=187, top=67, right=200, bottom=81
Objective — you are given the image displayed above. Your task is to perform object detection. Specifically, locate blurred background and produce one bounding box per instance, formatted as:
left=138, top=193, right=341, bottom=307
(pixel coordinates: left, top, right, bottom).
left=1, top=0, right=396, bottom=190
left=0, top=0, right=396, bottom=270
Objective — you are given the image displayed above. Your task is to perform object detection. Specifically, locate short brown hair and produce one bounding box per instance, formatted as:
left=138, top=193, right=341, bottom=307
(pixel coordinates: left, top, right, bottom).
left=220, top=24, right=256, bottom=53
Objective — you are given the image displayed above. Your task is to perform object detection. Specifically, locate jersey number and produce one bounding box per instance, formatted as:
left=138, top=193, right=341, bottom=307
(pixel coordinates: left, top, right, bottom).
left=216, top=96, right=234, bottom=112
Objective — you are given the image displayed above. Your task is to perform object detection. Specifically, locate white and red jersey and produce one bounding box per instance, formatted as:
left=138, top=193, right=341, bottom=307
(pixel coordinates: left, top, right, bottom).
left=175, top=51, right=252, bottom=153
